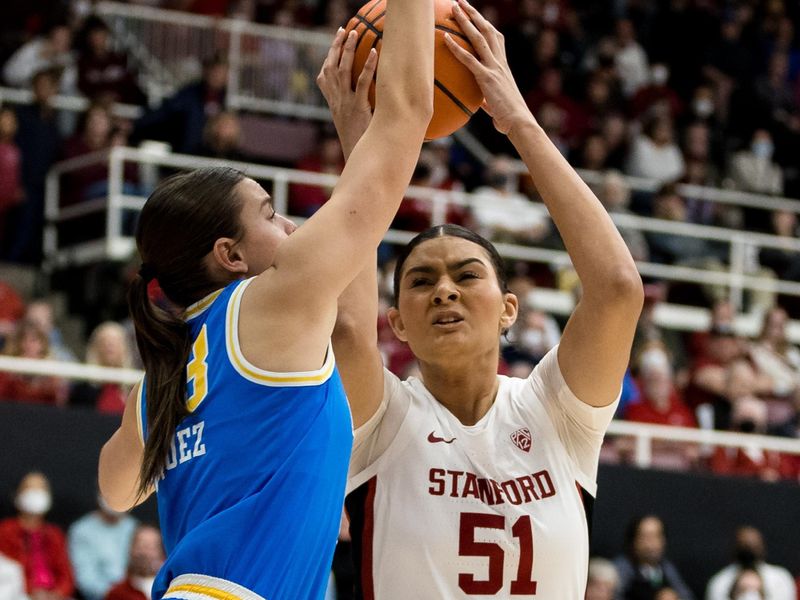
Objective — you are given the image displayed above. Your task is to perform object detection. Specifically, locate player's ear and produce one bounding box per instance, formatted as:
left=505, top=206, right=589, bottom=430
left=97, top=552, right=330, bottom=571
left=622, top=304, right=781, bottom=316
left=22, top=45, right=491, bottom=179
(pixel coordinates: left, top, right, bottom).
left=211, top=237, right=248, bottom=275
left=387, top=307, right=408, bottom=342
left=500, top=292, right=518, bottom=333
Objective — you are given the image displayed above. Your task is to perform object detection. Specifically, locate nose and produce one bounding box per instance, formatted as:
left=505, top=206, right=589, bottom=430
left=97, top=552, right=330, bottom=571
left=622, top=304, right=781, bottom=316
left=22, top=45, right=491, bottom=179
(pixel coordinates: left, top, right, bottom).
left=281, top=215, right=298, bottom=235
left=432, top=279, right=459, bottom=305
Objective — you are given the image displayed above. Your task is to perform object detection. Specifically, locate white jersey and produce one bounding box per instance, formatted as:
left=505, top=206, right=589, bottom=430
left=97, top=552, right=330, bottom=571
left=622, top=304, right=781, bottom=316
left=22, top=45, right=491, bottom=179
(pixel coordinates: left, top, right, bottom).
left=346, top=346, right=618, bottom=599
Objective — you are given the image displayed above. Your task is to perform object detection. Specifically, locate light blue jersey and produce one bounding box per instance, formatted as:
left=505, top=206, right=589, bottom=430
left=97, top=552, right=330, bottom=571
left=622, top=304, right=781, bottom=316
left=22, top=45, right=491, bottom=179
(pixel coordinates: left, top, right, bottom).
left=137, top=278, right=353, bottom=600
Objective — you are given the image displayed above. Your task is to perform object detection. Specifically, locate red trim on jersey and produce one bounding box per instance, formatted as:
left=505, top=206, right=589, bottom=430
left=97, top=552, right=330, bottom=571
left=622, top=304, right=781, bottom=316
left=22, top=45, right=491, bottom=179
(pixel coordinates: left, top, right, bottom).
left=575, top=481, right=583, bottom=502
left=361, top=476, right=377, bottom=600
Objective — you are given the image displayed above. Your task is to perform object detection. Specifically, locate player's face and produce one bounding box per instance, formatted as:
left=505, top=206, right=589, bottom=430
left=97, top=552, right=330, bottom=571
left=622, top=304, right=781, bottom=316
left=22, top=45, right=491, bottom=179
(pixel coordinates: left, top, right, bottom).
left=389, top=236, right=517, bottom=364
left=234, top=178, right=296, bottom=276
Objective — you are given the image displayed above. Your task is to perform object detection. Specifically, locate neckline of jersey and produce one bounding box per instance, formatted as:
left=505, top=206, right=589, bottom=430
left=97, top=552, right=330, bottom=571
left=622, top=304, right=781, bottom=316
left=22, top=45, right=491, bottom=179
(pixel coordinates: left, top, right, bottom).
left=409, top=374, right=507, bottom=434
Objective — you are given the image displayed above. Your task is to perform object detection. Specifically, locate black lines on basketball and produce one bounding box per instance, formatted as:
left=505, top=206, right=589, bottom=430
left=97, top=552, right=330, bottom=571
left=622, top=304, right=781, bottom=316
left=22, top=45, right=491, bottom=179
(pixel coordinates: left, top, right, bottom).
left=434, top=79, right=474, bottom=118
left=361, top=0, right=383, bottom=20
left=354, top=13, right=384, bottom=37
left=435, top=25, right=469, bottom=43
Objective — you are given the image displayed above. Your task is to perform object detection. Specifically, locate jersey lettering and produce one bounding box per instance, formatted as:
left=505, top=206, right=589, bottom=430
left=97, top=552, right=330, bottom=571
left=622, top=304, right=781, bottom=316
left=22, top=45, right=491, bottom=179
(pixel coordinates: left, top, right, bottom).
left=427, top=467, right=558, bottom=507
left=165, top=420, right=208, bottom=473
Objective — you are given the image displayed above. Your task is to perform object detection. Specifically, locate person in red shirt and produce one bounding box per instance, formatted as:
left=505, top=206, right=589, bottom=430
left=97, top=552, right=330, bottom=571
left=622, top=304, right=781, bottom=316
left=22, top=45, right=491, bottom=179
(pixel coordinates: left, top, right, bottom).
left=0, top=321, right=68, bottom=406
left=104, top=525, right=165, bottom=600
left=625, top=343, right=699, bottom=470
left=0, top=472, right=74, bottom=599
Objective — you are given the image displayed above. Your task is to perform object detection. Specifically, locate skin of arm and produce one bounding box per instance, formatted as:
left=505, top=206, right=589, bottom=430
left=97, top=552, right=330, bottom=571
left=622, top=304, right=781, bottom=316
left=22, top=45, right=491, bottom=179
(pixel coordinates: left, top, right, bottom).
left=238, top=0, right=434, bottom=374
left=98, top=384, right=152, bottom=511
left=322, top=43, right=386, bottom=429
left=447, top=0, right=643, bottom=408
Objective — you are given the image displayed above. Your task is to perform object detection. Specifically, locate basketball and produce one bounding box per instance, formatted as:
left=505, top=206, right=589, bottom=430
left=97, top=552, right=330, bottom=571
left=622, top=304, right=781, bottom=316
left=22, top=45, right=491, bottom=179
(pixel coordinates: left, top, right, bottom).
left=344, top=0, right=484, bottom=140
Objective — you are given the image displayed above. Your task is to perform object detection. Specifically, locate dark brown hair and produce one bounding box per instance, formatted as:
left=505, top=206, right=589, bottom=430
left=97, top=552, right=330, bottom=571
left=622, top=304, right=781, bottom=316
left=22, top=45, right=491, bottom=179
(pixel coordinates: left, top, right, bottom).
left=392, top=224, right=508, bottom=305
left=129, top=167, right=245, bottom=497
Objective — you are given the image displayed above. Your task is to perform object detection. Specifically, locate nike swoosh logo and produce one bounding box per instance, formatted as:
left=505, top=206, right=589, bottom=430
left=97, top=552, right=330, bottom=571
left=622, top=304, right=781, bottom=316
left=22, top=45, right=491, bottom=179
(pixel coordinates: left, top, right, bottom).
left=428, top=431, right=456, bottom=444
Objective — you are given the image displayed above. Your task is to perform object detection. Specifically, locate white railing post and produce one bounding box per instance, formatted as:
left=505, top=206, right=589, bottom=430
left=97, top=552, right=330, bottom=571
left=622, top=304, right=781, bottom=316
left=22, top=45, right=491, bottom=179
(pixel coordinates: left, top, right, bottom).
left=106, top=147, right=125, bottom=259
left=227, top=19, right=244, bottom=111
left=728, top=236, right=746, bottom=311
left=43, top=170, right=61, bottom=272
left=634, top=433, right=653, bottom=468
left=272, top=172, right=289, bottom=216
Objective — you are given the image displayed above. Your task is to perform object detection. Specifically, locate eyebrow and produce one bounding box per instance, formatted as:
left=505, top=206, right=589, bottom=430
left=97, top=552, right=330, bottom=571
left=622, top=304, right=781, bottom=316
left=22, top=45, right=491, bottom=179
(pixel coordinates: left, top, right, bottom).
left=403, top=257, right=487, bottom=279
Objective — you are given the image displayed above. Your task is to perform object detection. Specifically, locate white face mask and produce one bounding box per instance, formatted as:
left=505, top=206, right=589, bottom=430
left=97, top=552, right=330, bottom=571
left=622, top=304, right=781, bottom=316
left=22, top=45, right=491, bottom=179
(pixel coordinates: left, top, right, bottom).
left=651, top=65, right=669, bottom=85
left=130, top=576, right=155, bottom=599
left=694, top=98, right=714, bottom=118
left=15, top=488, right=52, bottom=516
left=735, top=591, right=762, bottom=600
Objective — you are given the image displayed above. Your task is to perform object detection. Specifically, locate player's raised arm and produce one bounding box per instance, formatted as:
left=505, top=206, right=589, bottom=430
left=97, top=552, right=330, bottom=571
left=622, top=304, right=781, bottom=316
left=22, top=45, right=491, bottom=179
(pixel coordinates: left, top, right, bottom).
left=261, top=0, right=434, bottom=310
left=446, top=0, right=643, bottom=407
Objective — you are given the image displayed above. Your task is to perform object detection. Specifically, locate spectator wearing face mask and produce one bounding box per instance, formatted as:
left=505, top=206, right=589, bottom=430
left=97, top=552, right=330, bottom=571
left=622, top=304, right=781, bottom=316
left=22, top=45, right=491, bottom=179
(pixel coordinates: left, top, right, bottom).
left=705, top=526, right=795, bottom=600
left=68, top=494, right=138, bottom=600
left=630, top=63, right=683, bottom=121
left=104, top=525, right=165, bottom=600
left=0, top=472, right=75, bottom=600
left=726, top=130, right=783, bottom=197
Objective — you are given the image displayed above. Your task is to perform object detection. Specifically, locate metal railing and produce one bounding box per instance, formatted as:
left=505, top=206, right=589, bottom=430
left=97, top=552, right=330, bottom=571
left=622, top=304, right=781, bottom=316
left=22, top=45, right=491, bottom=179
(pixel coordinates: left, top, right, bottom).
left=43, top=147, right=800, bottom=335
left=0, top=355, right=797, bottom=472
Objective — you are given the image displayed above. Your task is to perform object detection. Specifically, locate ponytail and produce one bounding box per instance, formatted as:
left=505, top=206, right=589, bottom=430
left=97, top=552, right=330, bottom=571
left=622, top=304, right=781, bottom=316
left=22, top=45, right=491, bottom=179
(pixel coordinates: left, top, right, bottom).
left=128, top=275, right=192, bottom=498
left=129, top=166, right=247, bottom=497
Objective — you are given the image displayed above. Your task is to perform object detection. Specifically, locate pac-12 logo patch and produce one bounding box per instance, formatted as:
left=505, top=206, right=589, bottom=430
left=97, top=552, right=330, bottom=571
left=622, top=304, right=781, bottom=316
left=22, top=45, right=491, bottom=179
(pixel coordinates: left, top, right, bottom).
left=510, top=427, right=532, bottom=452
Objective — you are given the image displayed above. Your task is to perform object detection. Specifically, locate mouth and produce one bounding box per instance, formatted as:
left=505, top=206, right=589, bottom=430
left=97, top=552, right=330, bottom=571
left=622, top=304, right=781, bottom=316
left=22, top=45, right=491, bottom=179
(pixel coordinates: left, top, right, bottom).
left=432, top=313, right=464, bottom=327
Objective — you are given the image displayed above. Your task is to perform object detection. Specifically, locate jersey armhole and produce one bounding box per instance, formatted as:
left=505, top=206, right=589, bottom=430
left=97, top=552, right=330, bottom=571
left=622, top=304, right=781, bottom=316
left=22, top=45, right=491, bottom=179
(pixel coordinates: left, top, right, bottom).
left=136, top=376, right=146, bottom=446
left=224, top=278, right=336, bottom=387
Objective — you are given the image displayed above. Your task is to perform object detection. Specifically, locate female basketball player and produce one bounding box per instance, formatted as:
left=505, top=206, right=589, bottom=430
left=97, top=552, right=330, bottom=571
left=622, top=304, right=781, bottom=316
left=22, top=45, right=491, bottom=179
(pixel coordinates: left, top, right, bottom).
left=326, top=0, right=644, bottom=597
left=96, top=1, right=434, bottom=598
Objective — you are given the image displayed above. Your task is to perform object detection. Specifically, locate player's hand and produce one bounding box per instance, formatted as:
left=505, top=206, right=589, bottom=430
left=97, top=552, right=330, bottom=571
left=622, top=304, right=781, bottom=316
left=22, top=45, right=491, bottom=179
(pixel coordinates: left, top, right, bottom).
left=444, top=0, right=534, bottom=137
left=317, top=28, right=379, bottom=158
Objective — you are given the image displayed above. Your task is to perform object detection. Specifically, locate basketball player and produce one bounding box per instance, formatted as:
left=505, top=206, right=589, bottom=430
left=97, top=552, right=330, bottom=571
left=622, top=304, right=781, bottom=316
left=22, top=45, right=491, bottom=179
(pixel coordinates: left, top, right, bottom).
left=96, top=0, right=435, bottom=598
left=324, top=0, right=644, bottom=597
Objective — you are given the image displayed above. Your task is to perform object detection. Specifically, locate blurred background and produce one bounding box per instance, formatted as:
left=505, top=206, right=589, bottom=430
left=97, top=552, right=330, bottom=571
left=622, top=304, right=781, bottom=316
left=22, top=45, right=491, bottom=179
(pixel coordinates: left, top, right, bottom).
left=0, top=1, right=799, bottom=599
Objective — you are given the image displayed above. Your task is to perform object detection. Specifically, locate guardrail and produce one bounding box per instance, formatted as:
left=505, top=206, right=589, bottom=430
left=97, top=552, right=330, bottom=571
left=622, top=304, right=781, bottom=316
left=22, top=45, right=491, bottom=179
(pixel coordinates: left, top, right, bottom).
left=1, top=355, right=797, bottom=471
left=44, top=146, right=800, bottom=311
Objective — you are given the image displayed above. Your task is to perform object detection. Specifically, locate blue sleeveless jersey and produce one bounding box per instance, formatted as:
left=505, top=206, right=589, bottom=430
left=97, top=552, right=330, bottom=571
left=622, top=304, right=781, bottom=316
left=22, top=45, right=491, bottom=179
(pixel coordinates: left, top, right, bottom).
left=137, top=278, right=353, bottom=600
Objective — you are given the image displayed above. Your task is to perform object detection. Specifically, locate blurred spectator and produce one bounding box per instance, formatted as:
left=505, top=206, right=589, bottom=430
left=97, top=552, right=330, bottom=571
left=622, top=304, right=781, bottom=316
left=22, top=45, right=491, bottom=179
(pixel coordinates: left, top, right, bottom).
left=727, top=130, right=784, bottom=197
left=614, top=19, right=650, bottom=98
left=653, top=589, right=680, bottom=600
left=625, top=116, right=685, bottom=183
left=525, top=68, right=587, bottom=146
left=133, top=53, right=228, bottom=154
left=289, top=131, right=343, bottom=217
left=705, top=526, right=796, bottom=600
left=601, top=114, right=630, bottom=170
left=759, top=210, right=800, bottom=282
left=630, top=63, right=683, bottom=120
left=104, top=524, right=165, bottom=600
left=703, top=16, right=754, bottom=125
left=0, top=472, right=75, bottom=599
left=503, top=275, right=561, bottom=369
left=725, top=569, right=765, bottom=600
left=754, top=52, right=797, bottom=134
left=24, top=300, right=76, bottom=363
left=632, top=284, right=688, bottom=377
left=61, top=102, right=115, bottom=205
left=68, top=494, right=138, bottom=600
left=395, top=147, right=467, bottom=232
left=0, top=551, right=26, bottom=600
left=76, top=16, right=145, bottom=105
left=0, top=106, right=24, bottom=243
left=587, top=557, right=620, bottom=600
left=0, top=321, right=68, bottom=406
left=471, top=156, right=550, bottom=245
left=0, top=281, right=25, bottom=347
left=8, top=69, right=62, bottom=263
left=749, top=307, right=800, bottom=400
left=646, top=183, right=722, bottom=266
left=598, top=170, right=649, bottom=262
left=70, top=322, right=133, bottom=414
left=709, top=393, right=796, bottom=482
left=197, top=111, right=246, bottom=161
left=2, top=21, right=76, bottom=92
left=629, top=344, right=696, bottom=428
left=577, top=134, right=610, bottom=171
left=613, top=515, right=695, bottom=600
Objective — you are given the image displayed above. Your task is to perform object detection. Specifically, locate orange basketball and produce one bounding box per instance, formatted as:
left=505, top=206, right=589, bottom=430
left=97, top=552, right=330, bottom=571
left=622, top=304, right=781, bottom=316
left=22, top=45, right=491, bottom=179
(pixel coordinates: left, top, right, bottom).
left=344, top=0, right=484, bottom=140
